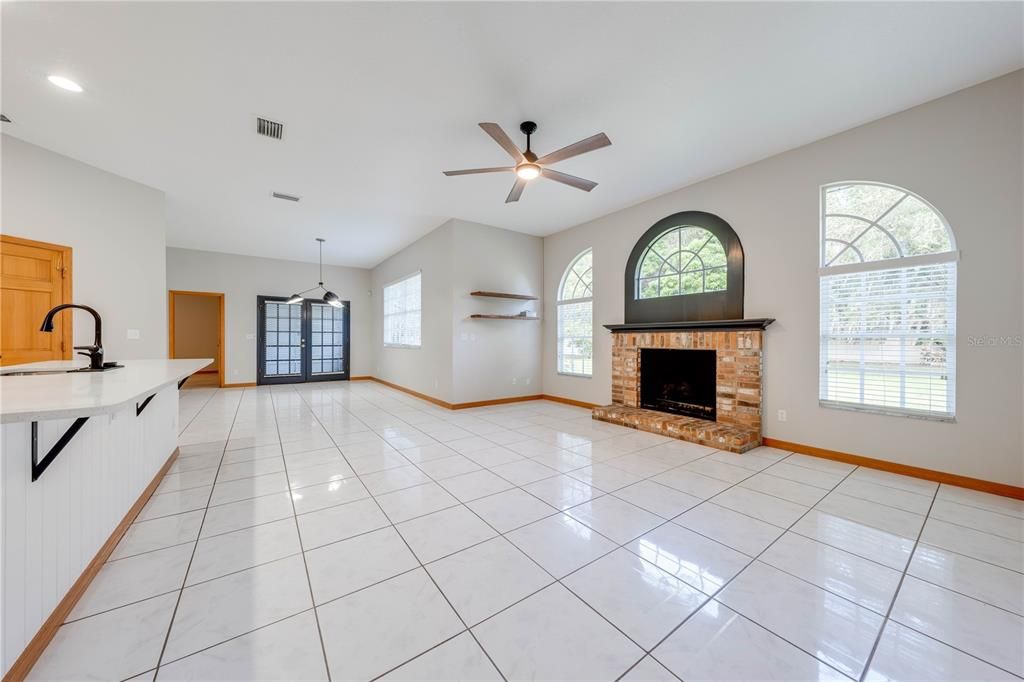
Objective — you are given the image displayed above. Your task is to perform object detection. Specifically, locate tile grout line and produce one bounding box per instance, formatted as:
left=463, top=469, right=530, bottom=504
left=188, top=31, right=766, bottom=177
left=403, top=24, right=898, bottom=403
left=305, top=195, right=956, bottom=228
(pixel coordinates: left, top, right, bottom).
left=150, top=388, right=247, bottom=679
left=268, top=387, right=334, bottom=682
left=289, top=387, right=896, bottom=679
left=318, top=390, right=855, bottom=674
left=857, top=484, right=940, bottom=682
left=294, top=385, right=511, bottom=682
left=85, top=384, right=1019, bottom=681
left=641, top=464, right=865, bottom=680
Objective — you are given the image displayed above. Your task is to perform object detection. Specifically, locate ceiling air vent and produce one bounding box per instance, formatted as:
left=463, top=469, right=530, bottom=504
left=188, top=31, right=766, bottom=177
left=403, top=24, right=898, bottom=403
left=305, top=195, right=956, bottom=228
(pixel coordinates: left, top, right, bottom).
left=256, top=117, right=284, bottom=140
left=272, top=192, right=301, bottom=202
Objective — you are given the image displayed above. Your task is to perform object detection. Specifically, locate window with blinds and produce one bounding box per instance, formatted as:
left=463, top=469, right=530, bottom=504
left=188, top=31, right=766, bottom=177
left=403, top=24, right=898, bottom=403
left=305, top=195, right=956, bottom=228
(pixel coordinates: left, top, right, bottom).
left=819, top=183, right=957, bottom=420
left=558, top=249, right=593, bottom=376
left=383, top=272, right=422, bottom=348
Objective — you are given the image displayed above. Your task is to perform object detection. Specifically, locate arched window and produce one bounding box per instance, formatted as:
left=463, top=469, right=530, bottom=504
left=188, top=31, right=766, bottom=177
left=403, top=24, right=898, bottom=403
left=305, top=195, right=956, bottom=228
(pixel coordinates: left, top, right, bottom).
left=624, top=211, right=744, bottom=323
left=557, top=248, right=593, bottom=376
left=819, top=182, right=958, bottom=420
left=636, top=226, right=728, bottom=299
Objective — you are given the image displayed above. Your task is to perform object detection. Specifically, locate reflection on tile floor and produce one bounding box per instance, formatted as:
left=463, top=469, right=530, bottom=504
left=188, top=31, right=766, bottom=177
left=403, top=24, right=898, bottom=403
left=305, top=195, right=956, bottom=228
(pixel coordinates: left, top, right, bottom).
left=28, top=383, right=1024, bottom=681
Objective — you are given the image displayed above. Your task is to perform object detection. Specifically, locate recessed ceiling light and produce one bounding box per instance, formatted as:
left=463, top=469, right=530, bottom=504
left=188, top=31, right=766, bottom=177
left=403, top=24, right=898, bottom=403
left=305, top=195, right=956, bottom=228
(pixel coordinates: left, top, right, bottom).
left=47, top=75, right=83, bottom=93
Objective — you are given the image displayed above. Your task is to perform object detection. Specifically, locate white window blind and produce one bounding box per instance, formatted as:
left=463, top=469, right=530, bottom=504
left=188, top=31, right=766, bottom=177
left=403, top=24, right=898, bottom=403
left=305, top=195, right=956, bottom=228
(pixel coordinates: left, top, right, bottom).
left=819, top=261, right=956, bottom=419
left=818, top=182, right=957, bottom=420
left=557, top=249, right=593, bottom=376
left=558, top=301, right=593, bottom=376
left=383, top=272, right=421, bottom=348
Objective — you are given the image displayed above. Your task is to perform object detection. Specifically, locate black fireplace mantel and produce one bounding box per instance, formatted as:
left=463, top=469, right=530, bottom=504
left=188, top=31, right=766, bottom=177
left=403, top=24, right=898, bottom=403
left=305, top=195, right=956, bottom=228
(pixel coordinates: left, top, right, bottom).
left=603, top=318, right=775, bottom=333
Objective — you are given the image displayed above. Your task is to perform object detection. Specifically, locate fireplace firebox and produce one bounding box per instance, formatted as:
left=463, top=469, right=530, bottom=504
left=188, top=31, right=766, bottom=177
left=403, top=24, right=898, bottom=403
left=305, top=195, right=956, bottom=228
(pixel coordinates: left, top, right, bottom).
left=639, top=348, right=717, bottom=421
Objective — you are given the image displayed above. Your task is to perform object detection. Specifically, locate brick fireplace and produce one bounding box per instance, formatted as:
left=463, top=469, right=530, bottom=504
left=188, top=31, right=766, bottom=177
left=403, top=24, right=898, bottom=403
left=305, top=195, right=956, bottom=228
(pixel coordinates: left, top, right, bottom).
left=593, top=320, right=773, bottom=453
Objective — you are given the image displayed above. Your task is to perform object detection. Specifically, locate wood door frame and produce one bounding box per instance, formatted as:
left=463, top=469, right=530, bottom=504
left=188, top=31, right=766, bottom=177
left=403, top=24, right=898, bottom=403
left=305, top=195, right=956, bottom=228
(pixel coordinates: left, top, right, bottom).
left=168, top=289, right=225, bottom=387
left=0, top=234, right=73, bottom=363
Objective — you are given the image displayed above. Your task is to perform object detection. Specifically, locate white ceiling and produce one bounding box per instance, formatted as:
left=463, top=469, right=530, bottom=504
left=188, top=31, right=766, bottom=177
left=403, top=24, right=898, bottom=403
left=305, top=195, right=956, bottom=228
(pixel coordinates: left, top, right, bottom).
left=3, top=2, right=1021, bottom=268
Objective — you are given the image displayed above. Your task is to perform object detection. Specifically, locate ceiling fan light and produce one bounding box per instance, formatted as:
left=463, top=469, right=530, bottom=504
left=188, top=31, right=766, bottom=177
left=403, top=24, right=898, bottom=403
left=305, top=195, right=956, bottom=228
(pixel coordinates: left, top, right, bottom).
left=516, top=163, right=541, bottom=181
left=323, top=291, right=342, bottom=307
left=286, top=294, right=304, bottom=304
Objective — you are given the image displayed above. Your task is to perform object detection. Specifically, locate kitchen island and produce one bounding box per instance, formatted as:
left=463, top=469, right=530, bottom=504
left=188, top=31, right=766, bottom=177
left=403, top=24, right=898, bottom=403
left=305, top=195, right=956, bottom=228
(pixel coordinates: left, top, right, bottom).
left=0, top=359, right=209, bottom=677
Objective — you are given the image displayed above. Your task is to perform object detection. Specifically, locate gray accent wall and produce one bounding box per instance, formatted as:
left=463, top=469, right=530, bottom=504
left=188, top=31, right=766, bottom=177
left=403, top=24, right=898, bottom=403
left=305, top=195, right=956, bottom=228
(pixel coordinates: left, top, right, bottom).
left=542, top=70, right=1024, bottom=486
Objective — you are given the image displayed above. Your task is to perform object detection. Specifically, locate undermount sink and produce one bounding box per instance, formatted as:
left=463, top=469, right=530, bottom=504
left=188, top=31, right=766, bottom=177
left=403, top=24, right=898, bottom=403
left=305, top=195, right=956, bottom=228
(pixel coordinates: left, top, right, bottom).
left=0, top=366, right=123, bottom=377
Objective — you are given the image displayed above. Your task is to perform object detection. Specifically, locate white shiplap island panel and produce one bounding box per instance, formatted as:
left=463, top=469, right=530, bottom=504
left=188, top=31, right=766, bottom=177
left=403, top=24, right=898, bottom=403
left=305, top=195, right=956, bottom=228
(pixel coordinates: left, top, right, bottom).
left=0, top=359, right=208, bottom=676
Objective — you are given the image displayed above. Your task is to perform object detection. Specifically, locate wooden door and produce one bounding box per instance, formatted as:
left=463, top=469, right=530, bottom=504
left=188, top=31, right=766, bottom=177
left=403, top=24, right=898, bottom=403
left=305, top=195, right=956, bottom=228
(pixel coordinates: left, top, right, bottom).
left=0, top=235, right=72, bottom=366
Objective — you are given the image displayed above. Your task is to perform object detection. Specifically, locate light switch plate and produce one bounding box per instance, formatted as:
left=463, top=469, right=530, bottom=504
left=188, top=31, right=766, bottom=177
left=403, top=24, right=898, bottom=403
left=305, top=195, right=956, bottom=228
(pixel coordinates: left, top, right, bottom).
left=126, top=329, right=140, bottom=340
left=246, top=333, right=256, bottom=340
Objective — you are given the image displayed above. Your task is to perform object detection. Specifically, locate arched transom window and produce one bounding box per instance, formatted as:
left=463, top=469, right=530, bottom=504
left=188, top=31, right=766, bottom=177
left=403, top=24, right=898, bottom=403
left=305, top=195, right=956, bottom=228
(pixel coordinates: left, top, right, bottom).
left=557, top=249, right=593, bottom=376
left=819, top=182, right=958, bottom=420
left=636, top=226, right=727, bottom=299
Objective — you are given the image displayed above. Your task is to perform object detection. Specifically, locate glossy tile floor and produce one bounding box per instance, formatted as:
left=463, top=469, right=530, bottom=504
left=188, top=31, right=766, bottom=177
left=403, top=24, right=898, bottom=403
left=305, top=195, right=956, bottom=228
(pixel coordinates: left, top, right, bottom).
left=30, top=382, right=1024, bottom=681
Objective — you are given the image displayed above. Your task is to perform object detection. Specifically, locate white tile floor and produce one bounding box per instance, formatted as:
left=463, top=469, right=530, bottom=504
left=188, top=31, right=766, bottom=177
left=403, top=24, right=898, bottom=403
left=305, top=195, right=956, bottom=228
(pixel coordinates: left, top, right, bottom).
left=28, top=382, right=1024, bottom=681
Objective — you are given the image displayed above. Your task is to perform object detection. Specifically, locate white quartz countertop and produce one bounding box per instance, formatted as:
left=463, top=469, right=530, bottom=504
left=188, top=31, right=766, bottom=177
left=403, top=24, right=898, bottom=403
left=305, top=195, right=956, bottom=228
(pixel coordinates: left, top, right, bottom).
left=0, top=359, right=211, bottom=423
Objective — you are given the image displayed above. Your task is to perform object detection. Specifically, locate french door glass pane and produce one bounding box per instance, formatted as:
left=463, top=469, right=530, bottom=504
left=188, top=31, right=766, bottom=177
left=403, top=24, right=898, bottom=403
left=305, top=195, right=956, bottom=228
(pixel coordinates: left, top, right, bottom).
left=310, top=302, right=346, bottom=374
left=263, top=301, right=302, bottom=376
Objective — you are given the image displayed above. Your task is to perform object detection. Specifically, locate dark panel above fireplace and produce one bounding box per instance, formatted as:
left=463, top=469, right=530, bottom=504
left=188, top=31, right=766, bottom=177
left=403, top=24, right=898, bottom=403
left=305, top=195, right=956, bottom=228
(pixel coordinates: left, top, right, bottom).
left=640, top=348, right=717, bottom=421
left=605, top=318, right=775, bottom=333
left=623, top=211, right=745, bottom=324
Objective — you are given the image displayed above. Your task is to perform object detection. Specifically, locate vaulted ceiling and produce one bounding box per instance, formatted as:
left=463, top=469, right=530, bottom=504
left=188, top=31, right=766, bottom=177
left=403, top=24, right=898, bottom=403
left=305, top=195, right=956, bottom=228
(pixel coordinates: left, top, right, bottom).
left=3, top=2, right=1021, bottom=267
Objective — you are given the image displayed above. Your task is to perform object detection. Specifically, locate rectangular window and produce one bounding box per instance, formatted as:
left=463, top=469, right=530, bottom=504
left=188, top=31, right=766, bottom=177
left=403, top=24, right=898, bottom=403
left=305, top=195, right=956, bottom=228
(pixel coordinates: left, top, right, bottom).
left=819, top=261, right=956, bottom=420
left=383, top=272, right=421, bottom=348
left=557, top=300, right=593, bottom=376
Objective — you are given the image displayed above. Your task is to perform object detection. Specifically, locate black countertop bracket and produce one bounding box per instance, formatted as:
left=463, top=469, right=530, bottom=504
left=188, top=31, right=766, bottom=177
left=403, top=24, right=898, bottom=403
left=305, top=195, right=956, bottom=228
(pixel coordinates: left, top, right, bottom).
left=136, top=393, right=156, bottom=416
left=31, top=417, right=90, bottom=482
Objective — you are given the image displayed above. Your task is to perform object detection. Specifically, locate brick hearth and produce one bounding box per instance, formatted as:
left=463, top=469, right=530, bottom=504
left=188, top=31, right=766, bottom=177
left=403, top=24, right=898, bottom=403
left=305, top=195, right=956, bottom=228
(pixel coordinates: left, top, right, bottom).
left=593, top=328, right=765, bottom=453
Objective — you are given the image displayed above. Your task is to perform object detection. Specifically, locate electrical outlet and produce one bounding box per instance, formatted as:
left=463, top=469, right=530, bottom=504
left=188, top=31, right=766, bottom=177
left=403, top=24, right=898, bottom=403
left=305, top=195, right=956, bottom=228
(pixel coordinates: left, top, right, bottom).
left=126, top=329, right=140, bottom=340
left=512, top=377, right=517, bottom=385
left=777, top=409, right=787, bottom=422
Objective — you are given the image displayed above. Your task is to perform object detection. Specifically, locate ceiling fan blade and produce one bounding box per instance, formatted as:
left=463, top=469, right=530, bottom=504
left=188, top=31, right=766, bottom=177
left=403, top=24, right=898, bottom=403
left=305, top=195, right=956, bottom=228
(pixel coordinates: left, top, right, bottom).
left=541, top=168, right=598, bottom=192
left=443, top=167, right=512, bottom=176
left=536, top=132, right=611, bottom=166
left=505, top=177, right=527, bottom=203
left=479, top=122, right=526, bottom=162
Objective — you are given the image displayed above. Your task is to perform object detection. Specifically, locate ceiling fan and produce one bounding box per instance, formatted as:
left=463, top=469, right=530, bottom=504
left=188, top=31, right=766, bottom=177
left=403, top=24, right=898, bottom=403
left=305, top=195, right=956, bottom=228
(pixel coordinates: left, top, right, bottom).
left=444, top=121, right=611, bottom=203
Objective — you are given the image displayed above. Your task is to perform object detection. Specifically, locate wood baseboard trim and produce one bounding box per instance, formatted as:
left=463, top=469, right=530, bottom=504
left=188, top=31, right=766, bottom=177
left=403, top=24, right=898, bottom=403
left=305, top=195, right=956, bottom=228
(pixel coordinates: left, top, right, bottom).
left=541, top=394, right=600, bottom=409
left=361, top=378, right=597, bottom=412
left=763, top=437, right=1024, bottom=501
left=3, top=447, right=181, bottom=682
left=221, top=382, right=257, bottom=388
left=452, top=395, right=544, bottom=410
left=369, top=377, right=453, bottom=409
left=350, top=375, right=373, bottom=381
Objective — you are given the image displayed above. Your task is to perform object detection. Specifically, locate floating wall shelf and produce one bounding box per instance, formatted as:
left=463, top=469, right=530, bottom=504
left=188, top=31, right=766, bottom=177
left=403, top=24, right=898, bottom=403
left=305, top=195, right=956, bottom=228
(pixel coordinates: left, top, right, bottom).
left=470, top=291, right=539, bottom=301
left=469, top=314, right=539, bottom=320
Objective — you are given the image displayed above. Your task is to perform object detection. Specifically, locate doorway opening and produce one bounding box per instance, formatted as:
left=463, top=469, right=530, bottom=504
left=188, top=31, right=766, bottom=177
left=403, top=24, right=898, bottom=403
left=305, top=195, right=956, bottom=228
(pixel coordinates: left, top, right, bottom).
left=169, top=290, right=225, bottom=388
left=257, top=295, right=349, bottom=385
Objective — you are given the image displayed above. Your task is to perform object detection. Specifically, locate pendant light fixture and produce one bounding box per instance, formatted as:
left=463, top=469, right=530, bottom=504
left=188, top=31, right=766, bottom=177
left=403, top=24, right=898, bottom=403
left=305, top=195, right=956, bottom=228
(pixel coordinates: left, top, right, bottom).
left=287, top=238, right=344, bottom=308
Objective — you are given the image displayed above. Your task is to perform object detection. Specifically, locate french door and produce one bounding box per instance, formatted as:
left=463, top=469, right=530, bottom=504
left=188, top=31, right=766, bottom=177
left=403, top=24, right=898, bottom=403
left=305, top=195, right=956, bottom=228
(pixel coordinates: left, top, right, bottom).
left=256, top=295, right=350, bottom=385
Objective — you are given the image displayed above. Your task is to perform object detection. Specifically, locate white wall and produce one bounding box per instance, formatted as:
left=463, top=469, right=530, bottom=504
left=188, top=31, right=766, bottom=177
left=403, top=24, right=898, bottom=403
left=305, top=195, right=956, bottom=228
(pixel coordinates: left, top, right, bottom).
left=166, top=247, right=372, bottom=383
left=371, top=221, right=455, bottom=402
left=451, top=220, right=542, bottom=403
left=2, top=135, right=167, bottom=361
left=370, top=219, right=543, bottom=405
left=542, top=71, right=1024, bottom=486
